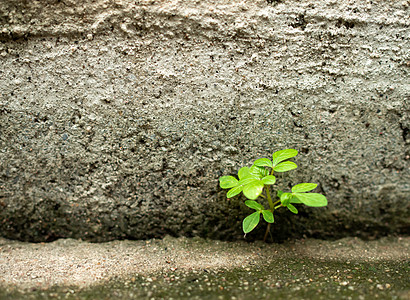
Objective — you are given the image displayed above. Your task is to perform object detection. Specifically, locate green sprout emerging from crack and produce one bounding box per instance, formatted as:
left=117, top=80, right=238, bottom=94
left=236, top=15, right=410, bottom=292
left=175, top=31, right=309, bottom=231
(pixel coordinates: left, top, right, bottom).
left=219, top=149, right=328, bottom=241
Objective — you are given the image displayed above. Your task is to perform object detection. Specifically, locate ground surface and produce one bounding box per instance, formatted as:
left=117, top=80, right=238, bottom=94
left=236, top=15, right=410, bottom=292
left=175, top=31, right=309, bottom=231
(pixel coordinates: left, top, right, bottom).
left=0, top=236, right=409, bottom=299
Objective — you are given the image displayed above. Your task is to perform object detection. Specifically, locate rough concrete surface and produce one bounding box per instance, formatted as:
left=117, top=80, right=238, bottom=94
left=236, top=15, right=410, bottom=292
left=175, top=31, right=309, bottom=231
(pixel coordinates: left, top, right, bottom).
left=0, top=236, right=409, bottom=299
left=0, top=0, right=409, bottom=241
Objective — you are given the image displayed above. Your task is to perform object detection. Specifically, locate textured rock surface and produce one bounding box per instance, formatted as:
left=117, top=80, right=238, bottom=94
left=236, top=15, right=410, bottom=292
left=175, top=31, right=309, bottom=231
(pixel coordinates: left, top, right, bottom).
left=0, top=0, right=409, bottom=242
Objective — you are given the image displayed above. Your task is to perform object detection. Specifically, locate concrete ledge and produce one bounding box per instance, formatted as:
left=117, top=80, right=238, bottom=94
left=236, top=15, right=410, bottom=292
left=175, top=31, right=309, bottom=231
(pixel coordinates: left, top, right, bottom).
left=0, top=236, right=409, bottom=299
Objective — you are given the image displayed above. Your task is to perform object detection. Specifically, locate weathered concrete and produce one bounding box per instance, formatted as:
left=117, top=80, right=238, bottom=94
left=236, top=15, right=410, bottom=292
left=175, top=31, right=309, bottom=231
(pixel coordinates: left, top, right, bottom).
left=0, top=0, right=409, bottom=242
left=0, top=236, right=409, bottom=299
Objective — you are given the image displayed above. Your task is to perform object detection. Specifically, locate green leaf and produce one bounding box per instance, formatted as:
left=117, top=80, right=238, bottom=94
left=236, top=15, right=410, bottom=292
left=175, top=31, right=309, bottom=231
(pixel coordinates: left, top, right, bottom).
left=293, top=193, right=328, bottom=207
left=238, top=167, right=250, bottom=179
left=287, top=204, right=298, bottom=214
left=290, top=196, right=302, bottom=204
left=277, top=190, right=284, bottom=198
left=254, top=158, right=273, bottom=168
left=219, top=176, right=239, bottom=189
left=273, top=161, right=297, bottom=173
left=249, top=165, right=269, bottom=179
left=245, top=200, right=264, bottom=211
left=243, top=211, right=261, bottom=234
left=291, top=183, right=318, bottom=193
left=272, top=149, right=298, bottom=167
left=262, top=210, right=274, bottom=223
left=280, top=193, right=292, bottom=206
left=227, top=186, right=243, bottom=198
left=262, top=175, right=276, bottom=185
left=238, top=177, right=259, bottom=186
left=243, top=180, right=264, bottom=200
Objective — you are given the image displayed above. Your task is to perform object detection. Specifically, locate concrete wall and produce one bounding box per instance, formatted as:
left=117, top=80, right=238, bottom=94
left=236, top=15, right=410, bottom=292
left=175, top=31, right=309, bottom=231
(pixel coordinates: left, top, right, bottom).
left=0, top=0, right=409, bottom=242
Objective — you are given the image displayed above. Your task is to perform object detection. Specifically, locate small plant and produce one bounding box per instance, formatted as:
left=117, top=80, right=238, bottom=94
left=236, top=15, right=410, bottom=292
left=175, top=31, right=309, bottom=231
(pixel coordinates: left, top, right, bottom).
left=219, top=149, right=327, bottom=241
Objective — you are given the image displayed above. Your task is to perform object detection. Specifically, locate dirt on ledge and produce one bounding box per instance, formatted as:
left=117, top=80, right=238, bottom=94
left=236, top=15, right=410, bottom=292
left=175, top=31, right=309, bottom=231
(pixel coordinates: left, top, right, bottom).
left=0, top=236, right=409, bottom=299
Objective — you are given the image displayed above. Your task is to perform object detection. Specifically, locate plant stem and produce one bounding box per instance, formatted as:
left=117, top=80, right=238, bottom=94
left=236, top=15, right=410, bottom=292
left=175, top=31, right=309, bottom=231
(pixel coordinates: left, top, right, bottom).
left=263, top=223, right=271, bottom=242
left=266, top=187, right=274, bottom=211
left=273, top=199, right=281, bottom=206
left=264, top=187, right=275, bottom=242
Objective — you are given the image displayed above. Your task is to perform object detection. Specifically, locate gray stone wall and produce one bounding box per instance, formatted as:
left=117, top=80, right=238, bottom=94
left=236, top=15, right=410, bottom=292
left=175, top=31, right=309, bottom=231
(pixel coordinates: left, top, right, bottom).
left=0, top=0, right=409, bottom=242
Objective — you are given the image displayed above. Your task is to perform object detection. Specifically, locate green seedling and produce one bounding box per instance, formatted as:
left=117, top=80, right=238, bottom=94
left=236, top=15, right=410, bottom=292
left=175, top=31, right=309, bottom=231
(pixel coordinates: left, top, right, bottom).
left=219, top=149, right=327, bottom=241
